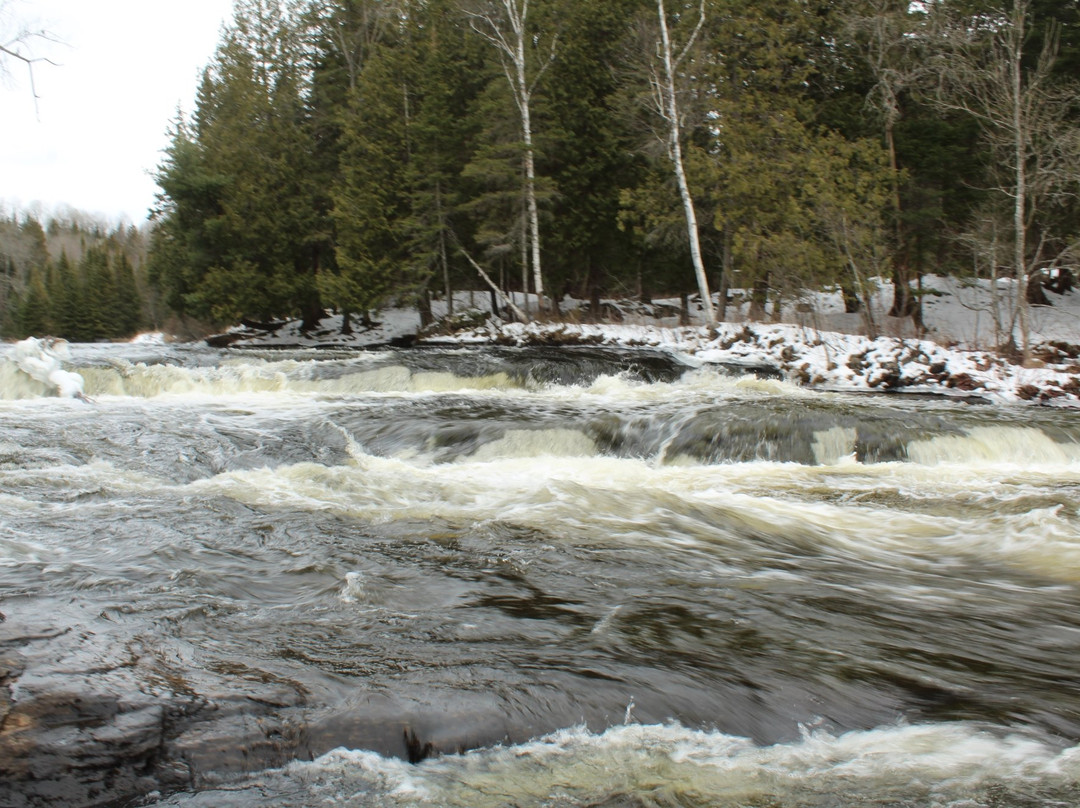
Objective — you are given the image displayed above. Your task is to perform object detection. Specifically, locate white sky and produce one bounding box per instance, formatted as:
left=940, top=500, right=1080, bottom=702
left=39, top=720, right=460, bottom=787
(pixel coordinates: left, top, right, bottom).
left=1, top=0, right=235, bottom=225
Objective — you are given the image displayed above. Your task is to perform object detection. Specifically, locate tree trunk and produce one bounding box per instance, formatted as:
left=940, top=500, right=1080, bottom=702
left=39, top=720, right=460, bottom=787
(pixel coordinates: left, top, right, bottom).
left=520, top=201, right=531, bottom=317
left=841, top=285, right=861, bottom=314
left=750, top=275, right=768, bottom=320
left=520, top=84, right=545, bottom=312
left=437, top=181, right=453, bottom=317
left=884, top=115, right=916, bottom=320
left=1027, top=274, right=1050, bottom=305
left=469, top=0, right=548, bottom=318
left=419, top=287, right=433, bottom=328
left=657, top=0, right=714, bottom=325
left=299, top=301, right=325, bottom=333
left=1010, top=8, right=1031, bottom=363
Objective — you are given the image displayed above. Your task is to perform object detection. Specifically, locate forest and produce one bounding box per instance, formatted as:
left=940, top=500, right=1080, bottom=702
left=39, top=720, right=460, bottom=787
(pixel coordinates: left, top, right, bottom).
left=0, top=211, right=152, bottom=342
left=3, top=0, right=1079, bottom=357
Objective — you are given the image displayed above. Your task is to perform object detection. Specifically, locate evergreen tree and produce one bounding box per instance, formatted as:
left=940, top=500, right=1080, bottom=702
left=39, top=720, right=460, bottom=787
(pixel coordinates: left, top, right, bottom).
left=327, top=19, right=412, bottom=327
left=48, top=251, right=83, bottom=339
left=112, top=252, right=142, bottom=336
left=82, top=247, right=117, bottom=341
left=398, top=0, right=488, bottom=317
left=464, top=0, right=559, bottom=313
left=152, top=0, right=325, bottom=328
left=15, top=269, right=49, bottom=337
left=544, top=0, right=646, bottom=311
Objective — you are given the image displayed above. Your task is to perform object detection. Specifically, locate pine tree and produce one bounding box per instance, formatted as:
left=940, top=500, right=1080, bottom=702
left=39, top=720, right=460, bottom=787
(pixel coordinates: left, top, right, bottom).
left=399, top=0, right=488, bottom=317
left=81, top=247, right=115, bottom=341
left=112, top=253, right=142, bottom=336
left=464, top=0, right=558, bottom=313
left=327, top=21, right=411, bottom=328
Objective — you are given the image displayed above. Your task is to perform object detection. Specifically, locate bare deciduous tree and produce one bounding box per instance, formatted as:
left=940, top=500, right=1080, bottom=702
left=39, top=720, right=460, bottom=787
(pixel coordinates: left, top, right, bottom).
left=0, top=0, right=59, bottom=110
left=306, top=0, right=399, bottom=93
left=465, top=0, right=556, bottom=316
left=650, top=0, right=714, bottom=325
left=927, top=0, right=1080, bottom=362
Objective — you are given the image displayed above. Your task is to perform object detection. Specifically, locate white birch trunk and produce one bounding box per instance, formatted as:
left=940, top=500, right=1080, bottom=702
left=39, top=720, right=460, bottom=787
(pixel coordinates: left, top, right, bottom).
left=657, top=0, right=715, bottom=325
left=1010, top=5, right=1030, bottom=362
left=512, top=4, right=545, bottom=312
left=468, top=0, right=551, bottom=318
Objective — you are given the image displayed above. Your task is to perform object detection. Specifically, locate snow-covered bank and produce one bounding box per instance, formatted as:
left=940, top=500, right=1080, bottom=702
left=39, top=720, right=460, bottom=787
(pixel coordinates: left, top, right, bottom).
left=214, top=276, right=1080, bottom=406
left=432, top=319, right=1079, bottom=405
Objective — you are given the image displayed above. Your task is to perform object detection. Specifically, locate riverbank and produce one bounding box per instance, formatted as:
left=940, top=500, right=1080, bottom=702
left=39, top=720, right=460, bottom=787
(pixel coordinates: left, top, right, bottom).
left=431, top=319, right=1079, bottom=405
left=215, top=276, right=1080, bottom=406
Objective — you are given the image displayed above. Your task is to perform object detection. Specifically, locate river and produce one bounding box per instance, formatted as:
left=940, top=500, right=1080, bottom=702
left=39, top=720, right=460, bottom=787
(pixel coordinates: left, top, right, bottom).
left=2, top=342, right=1080, bottom=807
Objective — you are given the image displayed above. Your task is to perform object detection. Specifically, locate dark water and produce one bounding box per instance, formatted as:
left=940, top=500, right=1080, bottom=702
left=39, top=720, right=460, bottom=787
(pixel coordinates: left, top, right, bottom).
left=2, top=344, right=1080, bottom=807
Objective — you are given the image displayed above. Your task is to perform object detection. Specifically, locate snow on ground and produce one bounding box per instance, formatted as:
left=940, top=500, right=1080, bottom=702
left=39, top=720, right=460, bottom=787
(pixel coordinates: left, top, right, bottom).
left=218, top=276, right=1080, bottom=406
left=446, top=319, right=1078, bottom=404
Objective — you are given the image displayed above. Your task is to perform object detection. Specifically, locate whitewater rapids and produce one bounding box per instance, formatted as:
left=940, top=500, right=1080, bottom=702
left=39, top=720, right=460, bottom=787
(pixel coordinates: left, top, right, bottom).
left=1, top=342, right=1079, bottom=807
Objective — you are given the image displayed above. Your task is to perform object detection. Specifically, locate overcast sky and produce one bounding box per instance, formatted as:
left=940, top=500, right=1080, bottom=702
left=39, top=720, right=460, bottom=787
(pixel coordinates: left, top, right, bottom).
left=1, top=0, right=235, bottom=224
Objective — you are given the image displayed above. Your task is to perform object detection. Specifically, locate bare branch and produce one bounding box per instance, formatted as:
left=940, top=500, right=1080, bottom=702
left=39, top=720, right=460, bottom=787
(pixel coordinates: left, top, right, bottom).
left=1, top=22, right=61, bottom=117
left=455, top=241, right=529, bottom=322
left=672, top=0, right=705, bottom=69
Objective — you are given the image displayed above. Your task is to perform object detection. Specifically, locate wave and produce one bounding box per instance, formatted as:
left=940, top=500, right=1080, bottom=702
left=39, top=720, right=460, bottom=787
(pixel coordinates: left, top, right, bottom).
left=181, top=438, right=1080, bottom=580
left=908, top=425, right=1080, bottom=465
left=72, top=360, right=524, bottom=399
left=152, top=721, right=1080, bottom=806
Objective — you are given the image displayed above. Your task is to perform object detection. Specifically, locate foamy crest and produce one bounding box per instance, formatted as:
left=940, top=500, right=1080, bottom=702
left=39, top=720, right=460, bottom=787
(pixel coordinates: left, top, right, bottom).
left=224, top=722, right=1080, bottom=808
left=77, top=360, right=522, bottom=399
left=188, top=443, right=1080, bottom=581
left=469, top=428, right=597, bottom=460
left=908, top=426, right=1080, bottom=466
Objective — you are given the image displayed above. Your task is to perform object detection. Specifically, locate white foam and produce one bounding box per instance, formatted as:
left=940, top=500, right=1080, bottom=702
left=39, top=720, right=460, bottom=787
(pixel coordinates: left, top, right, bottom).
left=273, top=722, right=1079, bottom=807
left=186, top=439, right=1080, bottom=581
left=75, top=360, right=521, bottom=399
left=339, top=571, right=365, bottom=603
left=811, top=426, right=858, bottom=465
left=907, top=426, right=1080, bottom=466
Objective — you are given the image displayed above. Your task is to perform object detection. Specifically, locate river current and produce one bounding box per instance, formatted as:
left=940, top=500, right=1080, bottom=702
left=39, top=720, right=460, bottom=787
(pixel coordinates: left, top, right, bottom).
left=2, top=342, right=1080, bottom=807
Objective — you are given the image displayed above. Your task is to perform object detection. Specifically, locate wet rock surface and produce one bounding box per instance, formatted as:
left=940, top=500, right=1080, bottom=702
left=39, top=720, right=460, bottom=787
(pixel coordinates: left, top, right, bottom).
left=0, top=607, right=194, bottom=806
left=0, top=601, right=310, bottom=806
left=0, top=593, right=918, bottom=807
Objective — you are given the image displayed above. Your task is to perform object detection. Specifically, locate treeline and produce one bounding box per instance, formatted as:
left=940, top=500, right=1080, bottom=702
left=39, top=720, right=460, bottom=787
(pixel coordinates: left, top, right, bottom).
left=147, top=0, right=1079, bottom=354
left=0, top=213, right=155, bottom=341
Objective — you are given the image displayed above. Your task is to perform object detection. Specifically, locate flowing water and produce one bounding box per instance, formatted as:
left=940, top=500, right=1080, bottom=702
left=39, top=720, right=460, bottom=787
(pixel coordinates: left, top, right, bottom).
left=2, top=342, right=1080, bottom=807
